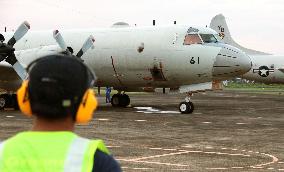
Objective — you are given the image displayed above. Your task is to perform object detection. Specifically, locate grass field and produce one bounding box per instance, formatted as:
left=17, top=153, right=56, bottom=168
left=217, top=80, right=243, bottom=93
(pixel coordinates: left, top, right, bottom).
left=224, top=82, right=284, bottom=95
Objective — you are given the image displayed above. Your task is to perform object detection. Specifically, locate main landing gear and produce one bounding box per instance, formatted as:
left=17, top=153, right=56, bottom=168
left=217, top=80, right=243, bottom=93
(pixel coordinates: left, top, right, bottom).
left=111, top=93, right=130, bottom=107
left=179, top=92, right=194, bottom=114
left=0, top=94, right=19, bottom=110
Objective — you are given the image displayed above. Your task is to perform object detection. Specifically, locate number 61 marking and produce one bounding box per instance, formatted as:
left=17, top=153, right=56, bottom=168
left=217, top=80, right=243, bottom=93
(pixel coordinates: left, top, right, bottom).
left=190, top=57, right=200, bottom=64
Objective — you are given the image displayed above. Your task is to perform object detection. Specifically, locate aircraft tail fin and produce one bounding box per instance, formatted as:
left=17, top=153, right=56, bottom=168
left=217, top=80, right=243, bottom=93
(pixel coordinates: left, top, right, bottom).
left=210, top=14, right=271, bottom=55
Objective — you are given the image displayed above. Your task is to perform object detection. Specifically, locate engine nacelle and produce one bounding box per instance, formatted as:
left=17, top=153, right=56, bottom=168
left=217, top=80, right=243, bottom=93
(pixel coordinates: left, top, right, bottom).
left=15, top=45, right=62, bottom=67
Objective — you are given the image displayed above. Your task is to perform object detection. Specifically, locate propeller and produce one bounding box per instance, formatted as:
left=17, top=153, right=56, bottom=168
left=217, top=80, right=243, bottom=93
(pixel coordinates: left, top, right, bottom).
left=7, top=21, right=30, bottom=47
left=0, top=21, right=30, bottom=80
left=53, top=30, right=95, bottom=60
left=53, top=30, right=71, bottom=55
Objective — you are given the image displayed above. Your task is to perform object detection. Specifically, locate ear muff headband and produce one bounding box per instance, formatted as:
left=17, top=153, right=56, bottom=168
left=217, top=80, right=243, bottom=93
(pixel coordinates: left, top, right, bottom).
left=17, top=80, right=32, bottom=117
left=76, top=89, right=98, bottom=124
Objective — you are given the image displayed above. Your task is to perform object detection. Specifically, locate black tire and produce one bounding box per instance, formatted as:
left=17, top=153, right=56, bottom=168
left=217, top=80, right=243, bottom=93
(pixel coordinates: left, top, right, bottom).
left=179, top=101, right=194, bottom=114
left=111, top=94, right=120, bottom=107
left=12, top=94, right=19, bottom=110
left=0, top=94, right=7, bottom=110
left=119, top=94, right=130, bottom=107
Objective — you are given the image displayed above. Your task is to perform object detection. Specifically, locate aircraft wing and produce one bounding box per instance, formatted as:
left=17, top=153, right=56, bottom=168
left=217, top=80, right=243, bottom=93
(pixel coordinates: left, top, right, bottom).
left=0, top=62, right=22, bottom=92
left=278, top=68, right=284, bottom=73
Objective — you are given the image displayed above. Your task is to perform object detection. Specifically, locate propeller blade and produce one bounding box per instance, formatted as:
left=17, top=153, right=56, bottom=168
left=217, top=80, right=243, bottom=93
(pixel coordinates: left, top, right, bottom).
left=76, top=35, right=95, bottom=58
left=5, top=53, right=28, bottom=80
left=13, top=61, right=28, bottom=80
left=7, top=21, right=30, bottom=47
left=53, top=30, right=71, bottom=55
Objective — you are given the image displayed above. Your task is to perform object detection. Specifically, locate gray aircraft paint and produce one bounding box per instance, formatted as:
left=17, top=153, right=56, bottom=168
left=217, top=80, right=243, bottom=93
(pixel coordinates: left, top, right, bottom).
left=210, top=14, right=284, bottom=84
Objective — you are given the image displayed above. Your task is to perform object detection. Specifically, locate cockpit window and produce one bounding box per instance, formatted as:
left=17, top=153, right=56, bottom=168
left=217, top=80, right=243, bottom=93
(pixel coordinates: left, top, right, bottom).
left=199, top=34, right=218, bottom=43
left=183, top=34, right=202, bottom=45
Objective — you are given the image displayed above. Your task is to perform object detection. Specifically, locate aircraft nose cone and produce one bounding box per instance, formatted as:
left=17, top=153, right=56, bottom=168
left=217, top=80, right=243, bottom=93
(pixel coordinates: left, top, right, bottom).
left=213, top=44, right=252, bottom=80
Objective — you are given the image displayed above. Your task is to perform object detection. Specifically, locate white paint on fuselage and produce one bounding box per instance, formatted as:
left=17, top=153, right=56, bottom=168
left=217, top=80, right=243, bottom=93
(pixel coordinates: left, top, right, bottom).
left=3, top=25, right=222, bottom=89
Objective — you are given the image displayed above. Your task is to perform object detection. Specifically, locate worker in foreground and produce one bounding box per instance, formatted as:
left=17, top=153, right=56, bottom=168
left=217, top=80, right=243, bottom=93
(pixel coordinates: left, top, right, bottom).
left=0, top=55, right=121, bottom=172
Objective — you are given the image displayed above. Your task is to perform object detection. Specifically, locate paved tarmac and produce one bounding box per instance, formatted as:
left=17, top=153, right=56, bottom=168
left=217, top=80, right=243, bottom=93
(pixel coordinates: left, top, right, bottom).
left=0, top=90, right=283, bottom=171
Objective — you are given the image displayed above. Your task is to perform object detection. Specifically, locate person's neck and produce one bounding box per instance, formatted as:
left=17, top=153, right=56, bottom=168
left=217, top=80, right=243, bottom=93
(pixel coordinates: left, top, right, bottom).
left=32, top=116, right=75, bottom=132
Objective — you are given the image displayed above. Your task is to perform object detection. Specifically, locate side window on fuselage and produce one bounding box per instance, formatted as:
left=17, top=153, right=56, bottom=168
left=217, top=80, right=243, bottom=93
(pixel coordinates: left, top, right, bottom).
left=183, top=34, right=202, bottom=45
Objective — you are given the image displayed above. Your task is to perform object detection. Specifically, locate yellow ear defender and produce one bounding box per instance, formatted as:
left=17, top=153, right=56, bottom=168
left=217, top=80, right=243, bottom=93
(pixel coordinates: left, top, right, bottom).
left=17, top=80, right=98, bottom=124
left=75, top=89, right=98, bottom=124
left=17, top=80, right=32, bottom=117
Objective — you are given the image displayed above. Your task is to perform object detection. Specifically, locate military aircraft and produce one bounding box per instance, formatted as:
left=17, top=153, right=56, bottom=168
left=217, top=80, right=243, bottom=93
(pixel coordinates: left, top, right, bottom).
left=210, top=14, right=284, bottom=84
left=0, top=21, right=251, bottom=113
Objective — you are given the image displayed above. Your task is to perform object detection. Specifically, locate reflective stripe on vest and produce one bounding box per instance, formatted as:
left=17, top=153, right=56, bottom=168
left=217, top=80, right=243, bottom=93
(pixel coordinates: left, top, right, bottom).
left=0, top=142, right=4, bottom=155
left=64, top=137, right=90, bottom=172
left=0, top=142, right=4, bottom=169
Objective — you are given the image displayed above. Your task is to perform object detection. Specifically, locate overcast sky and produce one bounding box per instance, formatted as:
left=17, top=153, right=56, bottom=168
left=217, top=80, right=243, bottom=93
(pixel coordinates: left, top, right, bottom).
left=1, top=0, right=283, bottom=54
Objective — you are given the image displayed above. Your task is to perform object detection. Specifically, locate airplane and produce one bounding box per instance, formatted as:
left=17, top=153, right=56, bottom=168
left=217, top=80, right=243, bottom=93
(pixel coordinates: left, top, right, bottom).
left=0, top=21, right=252, bottom=113
left=210, top=14, right=284, bottom=84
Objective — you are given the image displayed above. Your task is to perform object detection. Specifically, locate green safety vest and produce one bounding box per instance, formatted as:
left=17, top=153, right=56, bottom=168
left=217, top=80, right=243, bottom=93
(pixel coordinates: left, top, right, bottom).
left=0, top=131, right=110, bottom=172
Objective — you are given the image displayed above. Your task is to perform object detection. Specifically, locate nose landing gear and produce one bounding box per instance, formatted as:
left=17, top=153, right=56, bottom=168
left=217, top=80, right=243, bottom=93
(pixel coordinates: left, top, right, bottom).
left=111, top=93, right=130, bottom=107
left=179, top=92, right=194, bottom=114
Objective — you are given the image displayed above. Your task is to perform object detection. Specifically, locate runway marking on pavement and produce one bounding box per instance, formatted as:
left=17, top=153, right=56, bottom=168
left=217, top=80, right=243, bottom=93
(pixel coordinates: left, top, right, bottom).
left=163, top=148, right=177, bottom=151
left=181, top=144, right=193, bottom=148
left=206, top=168, right=228, bottom=170
left=251, top=166, right=264, bottom=169
left=97, top=118, right=110, bottom=121
left=172, top=169, right=190, bottom=171
left=6, top=116, right=14, bottom=118
left=149, top=148, right=163, bottom=150
left=117, top=145, right=280, bottom=170
left=134, top=107, right=180, bottom=114
left=117, top=158, right=190, bottom=167
left=236, top=123, right=246, bottom=125
left=256, top=153, right=278, bottom=166
left=205, top=146, right=213, bottom=149
left=231, top=167, right=244, bottom=169
left=129, top=151, right=191, bottom=161
left=202, top=122, right=212, bottom=124
left=134, top=120, right=147, bottom=122
left=133, top=167, right=153, bottom=170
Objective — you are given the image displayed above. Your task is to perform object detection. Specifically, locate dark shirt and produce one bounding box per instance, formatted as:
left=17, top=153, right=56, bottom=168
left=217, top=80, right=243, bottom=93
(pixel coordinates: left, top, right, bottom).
left=92, top=150, right=121, bottom=172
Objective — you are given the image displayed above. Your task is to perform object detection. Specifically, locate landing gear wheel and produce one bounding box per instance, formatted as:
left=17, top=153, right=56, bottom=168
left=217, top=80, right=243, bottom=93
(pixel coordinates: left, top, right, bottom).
left=0, top=95, right=7, bottom=110
left=111, top=94, right=130, bottom=107
left=119, top=94, right=130, bottom=107
left=111, top=94, right=120, bottom=107
left=12, top=94, right=19, bottom=110
left=179, top=101, right=194, bottom=114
